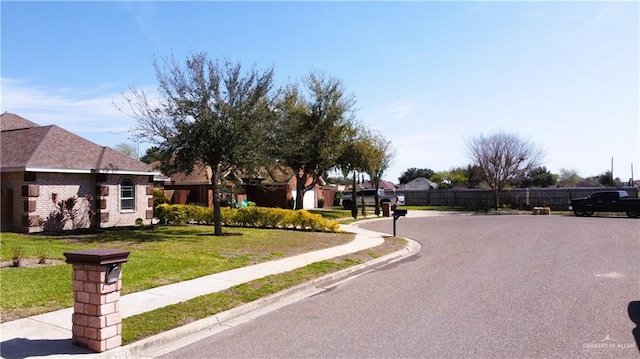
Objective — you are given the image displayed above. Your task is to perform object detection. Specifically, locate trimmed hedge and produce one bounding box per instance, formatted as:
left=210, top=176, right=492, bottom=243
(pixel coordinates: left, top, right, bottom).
left=155, top=204, right=339, bottom=232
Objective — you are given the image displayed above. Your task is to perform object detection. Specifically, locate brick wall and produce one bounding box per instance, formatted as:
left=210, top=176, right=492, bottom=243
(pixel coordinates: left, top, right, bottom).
left=0, top=171, right=154, bottom=233
left=1, top=172, right=24, bottom=231
left=96, top=174, right=154, bottom=228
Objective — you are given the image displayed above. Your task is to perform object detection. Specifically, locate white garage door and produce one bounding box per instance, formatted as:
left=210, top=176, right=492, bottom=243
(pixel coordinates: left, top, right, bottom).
left=292, top=188, right=317, bottom=209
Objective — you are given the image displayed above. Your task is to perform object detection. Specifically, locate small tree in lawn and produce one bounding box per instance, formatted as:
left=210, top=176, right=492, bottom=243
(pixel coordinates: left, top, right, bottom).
left=336, top=126, right=371, bottom=219
left=122, top=53, right=276, bottom=235
left=466, top=132, right=545, bottom=208
left=363, top=132, right=395, bottom=216
left=271, top=71, right=356, bottom=210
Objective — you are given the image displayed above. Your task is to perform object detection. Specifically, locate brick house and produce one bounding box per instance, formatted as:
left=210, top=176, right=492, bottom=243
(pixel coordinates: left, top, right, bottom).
left=1, top=113, right=160, bottom=233
left=162, top=165, right=247, bottom=208
left=165, top=164, right=325, bottom=209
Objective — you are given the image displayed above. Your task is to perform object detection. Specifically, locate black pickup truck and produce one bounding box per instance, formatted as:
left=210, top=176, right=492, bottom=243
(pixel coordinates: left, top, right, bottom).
left=570, top=190, right=640, bottom=218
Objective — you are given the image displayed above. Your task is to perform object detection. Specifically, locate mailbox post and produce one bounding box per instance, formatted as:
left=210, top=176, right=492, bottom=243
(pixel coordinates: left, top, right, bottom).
left=392, top=205, right=407, bottom=236
left=63, top=249, right=130, bottom=352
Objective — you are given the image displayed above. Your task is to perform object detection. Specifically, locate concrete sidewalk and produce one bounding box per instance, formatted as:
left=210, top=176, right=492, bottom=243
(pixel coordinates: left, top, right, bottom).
left=0, top=223, right=421, bottom=359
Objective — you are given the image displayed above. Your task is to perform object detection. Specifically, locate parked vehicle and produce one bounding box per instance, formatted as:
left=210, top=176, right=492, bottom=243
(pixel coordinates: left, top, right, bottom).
left=341, top=189, right=405, bottom=209
left=570, top=190, right=640, bottom=218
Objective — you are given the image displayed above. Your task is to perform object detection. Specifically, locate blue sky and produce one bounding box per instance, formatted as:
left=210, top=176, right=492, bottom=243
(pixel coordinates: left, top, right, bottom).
left=2, top=1, right=639, bottom=183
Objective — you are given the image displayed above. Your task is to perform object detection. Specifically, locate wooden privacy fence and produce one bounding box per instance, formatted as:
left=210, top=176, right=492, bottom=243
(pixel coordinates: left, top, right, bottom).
left=400, top=187, right=639, bottom=210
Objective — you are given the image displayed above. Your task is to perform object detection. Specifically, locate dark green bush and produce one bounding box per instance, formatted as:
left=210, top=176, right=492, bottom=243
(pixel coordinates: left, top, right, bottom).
left=153, top=189, right=171, bottom=219
left=153, top=189, right=170, bottom=206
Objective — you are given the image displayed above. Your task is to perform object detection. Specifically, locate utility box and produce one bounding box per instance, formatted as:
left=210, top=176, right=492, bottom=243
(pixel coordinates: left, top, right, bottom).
left=64, top=249, right=130, bottom=352
left=382, top=202, right=391, bottom=217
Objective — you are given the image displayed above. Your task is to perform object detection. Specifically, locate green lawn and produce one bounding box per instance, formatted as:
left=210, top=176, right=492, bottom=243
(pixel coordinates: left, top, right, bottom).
left=0, top=225, right=354, bottom=322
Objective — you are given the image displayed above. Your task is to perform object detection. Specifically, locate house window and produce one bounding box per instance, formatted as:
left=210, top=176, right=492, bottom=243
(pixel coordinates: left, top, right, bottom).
left=120, top=179, right=135, bottom=211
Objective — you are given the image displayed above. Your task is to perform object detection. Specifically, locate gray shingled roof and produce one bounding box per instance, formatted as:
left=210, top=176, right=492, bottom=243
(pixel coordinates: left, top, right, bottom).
left=400, top=177, right=438, bottom=190
left=0, top=112, right=39, bottom=131
left=1, top=112, right=157, bottom=174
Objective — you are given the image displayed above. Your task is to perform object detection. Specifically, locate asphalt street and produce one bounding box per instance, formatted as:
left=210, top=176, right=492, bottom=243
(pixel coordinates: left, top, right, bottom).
left=160, top=214, right=640, bottom=358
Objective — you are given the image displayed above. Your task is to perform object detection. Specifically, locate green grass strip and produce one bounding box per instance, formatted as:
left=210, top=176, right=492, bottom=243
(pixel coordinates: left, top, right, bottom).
left=122, top=259, right=359, bottom=344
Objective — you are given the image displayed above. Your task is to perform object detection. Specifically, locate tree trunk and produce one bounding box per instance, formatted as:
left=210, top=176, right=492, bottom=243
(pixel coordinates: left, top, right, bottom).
left=373, top=177, right=381, bottom=216
left=211, top=173, right=223, bottom=236
left=351, top=173, right=358, bottom=219
left=493, top=188, right=500, bottom=209
left=295, top=173, right=306, bottom=210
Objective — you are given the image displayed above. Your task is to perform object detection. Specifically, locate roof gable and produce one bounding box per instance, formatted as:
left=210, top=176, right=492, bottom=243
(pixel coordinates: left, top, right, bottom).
left=1, top=113, right=155, bottom=174
left=401, top=177, right=438, bottom=190
left=358, top=180, right=398, bottom=191
left=0, top=112, right=39, bottom=131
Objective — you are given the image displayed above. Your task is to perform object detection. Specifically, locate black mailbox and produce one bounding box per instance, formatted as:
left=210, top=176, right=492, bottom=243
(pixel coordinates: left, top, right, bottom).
left=394, top=209, right=407, bottom=217
left=392, top=208, right=408, bottom=236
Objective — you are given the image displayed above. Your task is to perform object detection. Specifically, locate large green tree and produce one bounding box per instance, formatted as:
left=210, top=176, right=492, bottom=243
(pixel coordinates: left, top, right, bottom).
left=513, top=166, right=557, bottom=188
left=114, top=142, right=137, bottom=159
left=557, top=168, right=581, bottom=187
left=139, top=146, right=163, bottom=164
left=431, top=168, right=468, bottom=190
left=122, top=53, right=276, bottom=235
left=597, top=171, right=618, bottom=187
left=466, top=132, right=545, bottom=208
left=272, top=72, right=356, bottom=210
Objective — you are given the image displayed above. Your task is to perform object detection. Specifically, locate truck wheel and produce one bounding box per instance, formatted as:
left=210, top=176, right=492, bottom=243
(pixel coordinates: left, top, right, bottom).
left=573, top=209, right=585, bottom=216
left=627, top=210, right=640, bottom=218
left=584, top=211, right=595, bottom=216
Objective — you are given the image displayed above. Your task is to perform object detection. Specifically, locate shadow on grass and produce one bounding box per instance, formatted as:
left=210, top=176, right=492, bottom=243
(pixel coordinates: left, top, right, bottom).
left=33, top=225, right=186, bottom=244
left=198, top=232, right=244, bottom=236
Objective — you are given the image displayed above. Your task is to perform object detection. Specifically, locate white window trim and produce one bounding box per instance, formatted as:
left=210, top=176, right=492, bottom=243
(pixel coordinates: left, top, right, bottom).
left=120, top=179, right=135, bottom=212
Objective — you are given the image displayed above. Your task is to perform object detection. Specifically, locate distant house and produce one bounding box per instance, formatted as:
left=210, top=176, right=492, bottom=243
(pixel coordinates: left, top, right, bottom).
left=399, top=177, right=438, bottom=191
left=0, top=113, right=160, bottom=233
left=238, top=168, right=325, bottom=209
left=289, top=174, right=326, bottom=209
left=164, top=165, right=325, bottom=209
left=357, top=180, right=399, bottom=192
left=162, top=165, right=215, bottom=207
left=162, top=165, right=246, bottom=208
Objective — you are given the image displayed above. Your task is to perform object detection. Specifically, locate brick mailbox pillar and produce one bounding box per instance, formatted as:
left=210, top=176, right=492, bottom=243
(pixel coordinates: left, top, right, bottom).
left=63, top=249, right=130, bottom=352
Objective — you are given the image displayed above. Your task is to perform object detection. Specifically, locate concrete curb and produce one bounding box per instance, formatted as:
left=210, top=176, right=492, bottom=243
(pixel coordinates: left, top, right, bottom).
left=105, top=238, right=421, bottom=359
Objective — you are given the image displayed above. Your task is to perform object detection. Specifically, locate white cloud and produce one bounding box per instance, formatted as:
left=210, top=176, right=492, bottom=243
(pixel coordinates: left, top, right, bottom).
left=0, top=78, right=157, bottom=150
left=1, top=78, right=133, bottom=131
